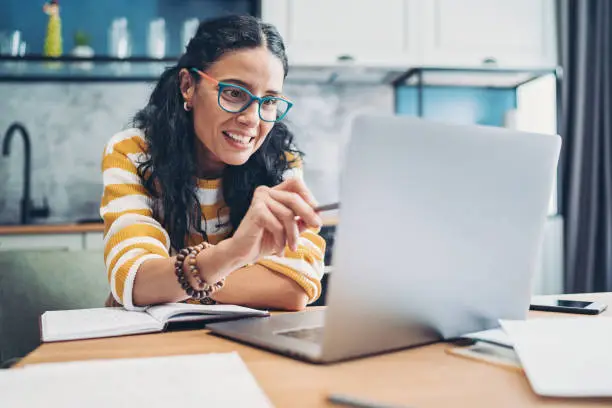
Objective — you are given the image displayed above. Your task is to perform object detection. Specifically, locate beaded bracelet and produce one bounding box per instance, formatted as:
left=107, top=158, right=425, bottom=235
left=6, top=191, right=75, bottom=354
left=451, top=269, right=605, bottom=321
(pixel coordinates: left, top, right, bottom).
left=174, top=242, right=225, bottom=301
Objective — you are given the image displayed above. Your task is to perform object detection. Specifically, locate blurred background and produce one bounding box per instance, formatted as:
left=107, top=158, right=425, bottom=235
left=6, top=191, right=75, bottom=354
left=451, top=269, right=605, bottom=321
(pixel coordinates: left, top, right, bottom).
left=0, top=0, right=609, bottom=363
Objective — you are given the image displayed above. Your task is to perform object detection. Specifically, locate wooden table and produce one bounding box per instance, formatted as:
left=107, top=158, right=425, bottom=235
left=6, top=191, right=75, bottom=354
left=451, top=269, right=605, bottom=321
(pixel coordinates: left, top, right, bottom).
left=17, top=293, right=612, bottom=407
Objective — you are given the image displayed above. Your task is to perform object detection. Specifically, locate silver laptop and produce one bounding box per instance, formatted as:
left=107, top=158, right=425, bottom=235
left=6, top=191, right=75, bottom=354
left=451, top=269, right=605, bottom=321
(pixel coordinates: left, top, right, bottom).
left=207, top=114, right=561, bottom=364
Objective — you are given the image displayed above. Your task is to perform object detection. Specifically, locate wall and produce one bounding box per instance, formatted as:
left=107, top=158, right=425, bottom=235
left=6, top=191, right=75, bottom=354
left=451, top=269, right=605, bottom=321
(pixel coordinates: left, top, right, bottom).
left=396, top=86, right=517, bottom=127
left=0, top=83, right=521, bottom=225
left=0, top=82, right=152, bottom=224
left=0, top=81, right=392, bottom=225
left=395, top=83, right=563, bottom=296
left=0, top=0, right=255, bottom=57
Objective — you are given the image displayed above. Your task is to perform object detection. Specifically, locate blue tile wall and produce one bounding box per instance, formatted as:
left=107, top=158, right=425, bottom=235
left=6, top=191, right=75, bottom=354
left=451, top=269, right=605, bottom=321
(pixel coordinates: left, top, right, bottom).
left=395, top=86, right=517, bottom=127
left=0, top=0, right=255, bottom=57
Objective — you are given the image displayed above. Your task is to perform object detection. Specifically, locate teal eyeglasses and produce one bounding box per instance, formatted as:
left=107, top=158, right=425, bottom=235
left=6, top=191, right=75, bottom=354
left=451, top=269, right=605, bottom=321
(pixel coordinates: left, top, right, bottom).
left=190, top=68, right=293, bottom=122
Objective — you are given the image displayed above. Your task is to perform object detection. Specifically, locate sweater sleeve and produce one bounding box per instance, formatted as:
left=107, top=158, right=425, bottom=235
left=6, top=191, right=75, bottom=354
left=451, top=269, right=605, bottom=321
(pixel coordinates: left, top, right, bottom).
left=100, top=129, right=171, bottom=311
left=255, top=161, right=327, bottom=304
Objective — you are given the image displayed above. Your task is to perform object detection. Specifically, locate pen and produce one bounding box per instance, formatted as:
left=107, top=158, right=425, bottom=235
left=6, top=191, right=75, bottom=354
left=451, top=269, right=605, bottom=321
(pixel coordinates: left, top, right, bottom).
left=327, top=393, right=410, bottom=408
left=314, top=202, right=340, bottom=212
left=295, top=203, right=339, bottom=225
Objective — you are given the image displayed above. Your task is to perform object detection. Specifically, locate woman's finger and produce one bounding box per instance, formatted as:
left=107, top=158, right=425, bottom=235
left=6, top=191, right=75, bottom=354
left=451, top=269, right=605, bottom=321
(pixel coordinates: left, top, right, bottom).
left=297, top=219, right=309, bottom=235
left=253, top=200, right=286, bottom=251
left=275, top=177, right=318, bottom=208
left=268, top=189, right=321, bottom=229
left=266, top=198, right=300, bottom=251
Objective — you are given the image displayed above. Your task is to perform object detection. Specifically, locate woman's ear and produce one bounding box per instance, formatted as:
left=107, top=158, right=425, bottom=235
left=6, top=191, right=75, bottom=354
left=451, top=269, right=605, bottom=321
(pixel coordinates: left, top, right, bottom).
left=179, top=68, right=195, bottom=105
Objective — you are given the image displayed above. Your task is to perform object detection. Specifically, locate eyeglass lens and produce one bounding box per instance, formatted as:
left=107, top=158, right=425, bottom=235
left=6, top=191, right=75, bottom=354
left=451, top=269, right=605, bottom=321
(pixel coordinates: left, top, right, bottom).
left=219, top=85, right=290, bottom=122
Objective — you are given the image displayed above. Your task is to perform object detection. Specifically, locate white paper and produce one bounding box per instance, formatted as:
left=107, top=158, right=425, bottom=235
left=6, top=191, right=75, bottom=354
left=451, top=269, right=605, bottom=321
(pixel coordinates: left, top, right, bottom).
left=41, top=307, right=161, bottom=342
left=500, top=317, right=612, bottom=397
left=450, top=341, right=522, bottom=369
left=145, top=303, right=269, bottom=322
left=1, top=352, right=273, bottom=408
left=460, top=328, right=514, bottom=348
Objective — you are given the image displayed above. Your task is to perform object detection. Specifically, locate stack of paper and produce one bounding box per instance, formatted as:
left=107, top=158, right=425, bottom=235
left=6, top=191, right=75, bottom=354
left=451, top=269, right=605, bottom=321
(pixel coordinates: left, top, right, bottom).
left=0, top=352, right=273, bottom=407
left=460, top=328, right=514, bottom=348
left=500, top=317, right=612, bottom=397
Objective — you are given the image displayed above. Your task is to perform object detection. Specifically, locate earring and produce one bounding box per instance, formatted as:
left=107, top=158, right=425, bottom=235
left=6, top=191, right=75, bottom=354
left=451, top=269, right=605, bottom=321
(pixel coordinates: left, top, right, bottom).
left=183, top=101, right=192, bottom=111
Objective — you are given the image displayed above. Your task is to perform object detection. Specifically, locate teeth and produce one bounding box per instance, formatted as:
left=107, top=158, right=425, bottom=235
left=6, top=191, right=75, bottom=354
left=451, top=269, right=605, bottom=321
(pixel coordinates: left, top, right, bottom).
left=225, top=132, right=252, bottom=144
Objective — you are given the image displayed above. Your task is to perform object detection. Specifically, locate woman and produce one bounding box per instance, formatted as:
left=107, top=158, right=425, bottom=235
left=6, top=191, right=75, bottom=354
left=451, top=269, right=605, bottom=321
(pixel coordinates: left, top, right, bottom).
left=100, top=15, right=325, bottom=311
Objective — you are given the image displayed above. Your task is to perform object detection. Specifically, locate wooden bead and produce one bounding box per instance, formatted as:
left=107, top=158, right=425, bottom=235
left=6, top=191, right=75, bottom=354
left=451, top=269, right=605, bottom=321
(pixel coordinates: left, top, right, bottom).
left=174, top=243, right=225, bottom=301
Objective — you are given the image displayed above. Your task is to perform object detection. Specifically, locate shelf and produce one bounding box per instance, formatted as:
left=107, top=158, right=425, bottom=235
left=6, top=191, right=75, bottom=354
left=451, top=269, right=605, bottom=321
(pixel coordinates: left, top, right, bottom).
left=0, top=56, right=562, bottom=87
left=392, top=66, right=562, bottom=89
left=0, top=55, right=178, bottom=82
left=0, top=56, right=409, bottom=84
left=285, top=64, right=406, bottom=85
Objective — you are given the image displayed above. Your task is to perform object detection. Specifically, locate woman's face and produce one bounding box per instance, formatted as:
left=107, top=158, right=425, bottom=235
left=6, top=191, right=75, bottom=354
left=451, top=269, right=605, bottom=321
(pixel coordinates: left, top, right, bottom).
left=180, top=47, right=285, bottom=172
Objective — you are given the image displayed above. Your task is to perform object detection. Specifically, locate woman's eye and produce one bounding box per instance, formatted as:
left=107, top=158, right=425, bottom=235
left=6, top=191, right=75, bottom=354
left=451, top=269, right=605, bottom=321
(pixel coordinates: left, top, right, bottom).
left=263, top=98, right=278, bottom=106
left=222, top=87, right=247, bottom=100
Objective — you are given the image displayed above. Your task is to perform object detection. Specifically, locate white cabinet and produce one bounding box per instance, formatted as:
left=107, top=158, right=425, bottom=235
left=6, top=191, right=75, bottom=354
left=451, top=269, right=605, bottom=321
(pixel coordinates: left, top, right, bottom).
left=262, top=0, right=422, bottom=65
left=262, top=0, right=557, bottom=68
left=420, top=0, right=557, bottom=67
left=0, top=231, right=104, bottom=252
left=0, top=233, right=83, bottom=251
left=83, top=232, right=104, bottom=250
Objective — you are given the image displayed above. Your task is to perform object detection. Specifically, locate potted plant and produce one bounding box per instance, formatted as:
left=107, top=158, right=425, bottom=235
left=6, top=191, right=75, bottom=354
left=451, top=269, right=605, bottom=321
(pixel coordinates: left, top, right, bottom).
left=72, top=30, right=94, bottom=69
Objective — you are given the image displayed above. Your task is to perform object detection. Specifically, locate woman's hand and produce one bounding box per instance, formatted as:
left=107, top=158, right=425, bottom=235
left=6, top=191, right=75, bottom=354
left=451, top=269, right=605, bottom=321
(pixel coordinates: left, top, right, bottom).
left=229, top=178, right=323, bottom=264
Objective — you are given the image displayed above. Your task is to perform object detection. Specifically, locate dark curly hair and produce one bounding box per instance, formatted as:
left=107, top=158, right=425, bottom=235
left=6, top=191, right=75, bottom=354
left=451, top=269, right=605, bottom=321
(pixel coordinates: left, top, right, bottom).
left=133, top=15, right=301, bottom=251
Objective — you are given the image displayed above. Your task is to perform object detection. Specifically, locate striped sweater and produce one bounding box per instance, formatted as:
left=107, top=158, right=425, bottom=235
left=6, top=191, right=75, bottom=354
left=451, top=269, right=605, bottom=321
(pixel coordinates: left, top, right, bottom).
left=100, top=129, right=326, bottom=311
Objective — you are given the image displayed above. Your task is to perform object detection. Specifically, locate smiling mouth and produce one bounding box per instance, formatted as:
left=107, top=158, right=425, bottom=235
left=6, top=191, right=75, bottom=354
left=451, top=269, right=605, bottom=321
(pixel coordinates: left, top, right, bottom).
left=222, top=131, right=255, bottom=145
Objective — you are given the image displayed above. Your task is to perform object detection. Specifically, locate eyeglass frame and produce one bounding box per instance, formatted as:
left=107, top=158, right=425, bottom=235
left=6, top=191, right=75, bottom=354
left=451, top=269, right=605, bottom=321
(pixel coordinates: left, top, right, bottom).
left=189, top=68, right=294, bottom=122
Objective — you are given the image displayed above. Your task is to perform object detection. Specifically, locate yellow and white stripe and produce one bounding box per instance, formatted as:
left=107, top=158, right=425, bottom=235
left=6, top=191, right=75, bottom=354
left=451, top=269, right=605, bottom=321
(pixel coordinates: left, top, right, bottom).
left=101, top=128, right=326, bottom=309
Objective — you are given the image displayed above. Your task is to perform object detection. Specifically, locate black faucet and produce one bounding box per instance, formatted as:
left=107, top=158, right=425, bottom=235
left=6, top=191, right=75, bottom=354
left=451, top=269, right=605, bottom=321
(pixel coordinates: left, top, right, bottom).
left=2, top=122, right=50, bottom=224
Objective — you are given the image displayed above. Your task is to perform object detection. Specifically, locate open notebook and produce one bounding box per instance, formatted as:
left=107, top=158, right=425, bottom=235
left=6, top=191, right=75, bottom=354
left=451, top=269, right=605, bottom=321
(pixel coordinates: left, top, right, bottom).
left=40, top=303, right=269, bottom=342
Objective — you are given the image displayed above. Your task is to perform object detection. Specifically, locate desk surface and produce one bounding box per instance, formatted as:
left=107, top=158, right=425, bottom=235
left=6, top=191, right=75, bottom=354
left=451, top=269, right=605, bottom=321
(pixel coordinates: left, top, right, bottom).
left=17, top=293, right=612, bottom=407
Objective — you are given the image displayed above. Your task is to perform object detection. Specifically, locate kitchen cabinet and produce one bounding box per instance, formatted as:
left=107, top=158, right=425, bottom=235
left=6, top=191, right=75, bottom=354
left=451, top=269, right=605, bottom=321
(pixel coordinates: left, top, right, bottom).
left=0, top=233, right=83, bottom=252
left=83, top=232, right=105, bottom=250
left=261, top=0, right=422, bottom=65
left=0, top=224, right=105, bottom=252
left=261, top=0, right=556, bottom=67
left=420, top=0, right=557, bottom=67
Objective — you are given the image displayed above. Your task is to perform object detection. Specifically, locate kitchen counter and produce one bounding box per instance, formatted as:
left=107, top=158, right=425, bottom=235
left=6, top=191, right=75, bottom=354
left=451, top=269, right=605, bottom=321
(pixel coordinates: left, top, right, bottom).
left=0, top=223, right=105, bottom=235
left=0, top=218, right=337, bottom=236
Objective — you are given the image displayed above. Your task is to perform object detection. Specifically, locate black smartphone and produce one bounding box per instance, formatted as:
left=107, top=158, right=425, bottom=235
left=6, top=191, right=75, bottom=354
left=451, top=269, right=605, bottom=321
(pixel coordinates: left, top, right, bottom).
left=529, top=299, right=608, bottom=315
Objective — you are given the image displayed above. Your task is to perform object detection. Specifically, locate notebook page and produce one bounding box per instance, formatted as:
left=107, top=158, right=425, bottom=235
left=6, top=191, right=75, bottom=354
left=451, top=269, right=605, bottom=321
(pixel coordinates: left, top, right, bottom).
left=41, top=307, right=162, bottom=342
left=500, top=317, right=612, bottom=397
left=146, top=302, right=269, bottom=323
left=460, top=328, right=514, bottom=348
left=1, top=353, right=272, bottom=408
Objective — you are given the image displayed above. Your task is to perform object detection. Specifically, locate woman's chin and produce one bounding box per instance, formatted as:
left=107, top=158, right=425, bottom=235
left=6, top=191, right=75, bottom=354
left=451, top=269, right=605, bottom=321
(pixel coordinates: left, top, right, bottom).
left=222, top=152, right=252, bottom=166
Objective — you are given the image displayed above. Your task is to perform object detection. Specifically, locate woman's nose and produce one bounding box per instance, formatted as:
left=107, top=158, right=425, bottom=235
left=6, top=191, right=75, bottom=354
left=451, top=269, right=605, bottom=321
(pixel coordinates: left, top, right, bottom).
left=236, top=101, right=260, bottom=127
